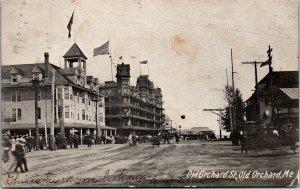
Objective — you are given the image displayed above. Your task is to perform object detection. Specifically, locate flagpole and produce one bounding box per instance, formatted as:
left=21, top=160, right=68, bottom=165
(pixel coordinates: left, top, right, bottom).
left=74, top=14, right=76, bottom=43
left=109, top=41, right=113, bottom=82
left=140, top=62, right=141, bottom=76
left=148, top=61, right=149, bottom=77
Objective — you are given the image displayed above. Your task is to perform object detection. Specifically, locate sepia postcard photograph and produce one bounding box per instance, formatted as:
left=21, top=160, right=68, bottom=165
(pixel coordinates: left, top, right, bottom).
left=0, top=0, right=299, bottom=187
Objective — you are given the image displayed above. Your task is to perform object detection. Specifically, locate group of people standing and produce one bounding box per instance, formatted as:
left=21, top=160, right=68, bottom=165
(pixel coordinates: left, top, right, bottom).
left=126, top=131, right=181, bottom=148
left=128, top=132, right=139, bottom=147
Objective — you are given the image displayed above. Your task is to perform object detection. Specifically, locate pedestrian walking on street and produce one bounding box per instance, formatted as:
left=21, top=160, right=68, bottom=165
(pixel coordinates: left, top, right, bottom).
left=87, top=134, right=92, bottom=147
left=13, top=139, right=28, bottom=173
left=163, top=131, right=171, bottom=144
left=175, top=132, right=180, bottom=144
left=69, top=134, right=74, bottom=148
left=152, top=134, right=160, bottom=148
left=132, top=133, right=138, bottom=147
left=74, top=135, right=79, bottom=149
left=2, top=133, right=11, bottom=163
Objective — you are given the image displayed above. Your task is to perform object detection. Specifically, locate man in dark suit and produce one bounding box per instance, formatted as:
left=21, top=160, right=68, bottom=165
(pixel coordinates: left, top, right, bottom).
left=13, top=139, right=28, bottom=173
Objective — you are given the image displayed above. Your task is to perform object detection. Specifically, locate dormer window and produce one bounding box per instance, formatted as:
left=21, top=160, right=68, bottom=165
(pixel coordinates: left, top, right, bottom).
left=33, top=73, right=43, bottom=81
left=9, top=67, right=22, bottom=84
left=11, top=75, right=18, bottom=83
left=32, top=66, right=43, bottom=81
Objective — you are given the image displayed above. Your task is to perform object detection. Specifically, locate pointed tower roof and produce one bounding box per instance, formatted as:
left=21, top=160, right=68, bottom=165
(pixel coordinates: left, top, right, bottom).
left=63, top=43, right=87, bottom=60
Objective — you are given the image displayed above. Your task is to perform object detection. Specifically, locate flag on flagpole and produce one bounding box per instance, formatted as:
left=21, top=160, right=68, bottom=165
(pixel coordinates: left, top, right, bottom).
left=140, top=60, right=147, bottom=64
left=93, top=41, right=110, bottom=57
left=67, top=11, right=74, bottom=38
left=260, top=56, right=272, bottom=67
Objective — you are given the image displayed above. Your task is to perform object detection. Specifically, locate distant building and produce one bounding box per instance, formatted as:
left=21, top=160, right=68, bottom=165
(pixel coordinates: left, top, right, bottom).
left=181, top=127, right=216, bottom=140
left=99, top=63, right=165, bottom=135
left=1, top=43, right=116, bottom=141
left=245, top=71, right=298, bottom=129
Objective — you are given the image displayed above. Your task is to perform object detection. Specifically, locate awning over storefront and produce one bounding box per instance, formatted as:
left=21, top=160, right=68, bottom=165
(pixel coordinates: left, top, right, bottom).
left=279, top=88, right=299, bottom=100
left=1, top=122, right=116, bottom=130
left=121, top=126, right=157, bottom=131
left=64, top=123, right=117, bottom=130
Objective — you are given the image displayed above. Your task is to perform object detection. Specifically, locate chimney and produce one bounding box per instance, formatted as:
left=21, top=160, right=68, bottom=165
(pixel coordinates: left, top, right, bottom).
left=44, top=52, right=49, bottom=78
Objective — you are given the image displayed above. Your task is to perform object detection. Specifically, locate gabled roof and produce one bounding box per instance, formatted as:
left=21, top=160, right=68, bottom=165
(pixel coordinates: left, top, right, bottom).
left=2, top=63, right=70, bottom=85
left=63, top=43, right=87, bottom=60
left=9, top=66, right=24, bottom=75
left=190, top=127, right=214, bottom=132
left=2, top=63, right=106, bottom=96
left=258, top=71, right=298, bottom=88
left=32, top=65, right=43, bottom=73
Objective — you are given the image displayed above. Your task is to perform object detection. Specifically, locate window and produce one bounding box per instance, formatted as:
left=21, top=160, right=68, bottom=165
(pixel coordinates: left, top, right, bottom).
left=89, top=100, right=91, bottom=105
left=99, top=103, right=103, bottom=107
left=64, top=88, right=69, bottom=99
left=89, top=116, right=91, bottom=121
left=82, top=110, right=85, bottom=120
left=82, top=96, right=85, bottom=103
left=57, top=88, right=63, bottom=99
left=12, top=108, right=16, bottom=119
left=11, top=75, right=18, bottom=83
left=78, top=97, right=79, bottom=103
left=17, top=108, right=21, bottom=120
left=11, top=91, right=22, bottom=102
left=12, top=91, right=16, bottom=102
left=99, top=113, right=103, bottom=122
left=86, top=115, right=88, bottom=120
left=77, top=113, right=79, bottom=120
left=94, top=113, right=96, bottom=122
left=58, top=106, right=62, bottom=118
left=38, top=107, right=41, bottom=119
left=65, top=106, right=70, bottom=118
left=17, top=91, right=22, bottom=102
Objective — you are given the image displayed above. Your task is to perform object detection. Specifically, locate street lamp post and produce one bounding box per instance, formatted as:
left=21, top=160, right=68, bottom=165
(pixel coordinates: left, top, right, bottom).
left=32, top=74, right=44, bottom=151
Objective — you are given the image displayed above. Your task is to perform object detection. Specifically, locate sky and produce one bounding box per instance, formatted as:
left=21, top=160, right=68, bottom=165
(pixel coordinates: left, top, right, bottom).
left=1, top=0, right=298, bottom=134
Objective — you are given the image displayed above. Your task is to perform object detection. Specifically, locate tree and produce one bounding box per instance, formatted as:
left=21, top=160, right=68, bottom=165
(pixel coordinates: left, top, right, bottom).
left=218, top=86, right=245, bottom=134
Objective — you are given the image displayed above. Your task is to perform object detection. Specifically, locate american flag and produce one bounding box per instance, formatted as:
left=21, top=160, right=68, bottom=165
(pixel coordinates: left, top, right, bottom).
left=67, top=11, right=74, bottom=38
left=93, top=41, right=109, bottom=57
left=140, top=60, right=147, bottom=64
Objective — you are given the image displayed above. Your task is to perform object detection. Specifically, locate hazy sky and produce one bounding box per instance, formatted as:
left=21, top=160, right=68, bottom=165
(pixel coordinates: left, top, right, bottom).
left=1, top=0, right=298, bottom=133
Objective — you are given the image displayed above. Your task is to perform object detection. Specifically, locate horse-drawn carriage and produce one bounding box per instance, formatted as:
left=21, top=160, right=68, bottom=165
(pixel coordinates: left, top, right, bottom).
left=240, top=123, right=299, bottom=154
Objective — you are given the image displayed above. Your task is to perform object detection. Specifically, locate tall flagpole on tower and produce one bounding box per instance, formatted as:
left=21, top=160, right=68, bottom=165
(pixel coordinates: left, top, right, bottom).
left=109, top=41, right=113, bottom=82
left=74, top=10, right=76, bottom=43
left=148, top=61, right=150, bottom=77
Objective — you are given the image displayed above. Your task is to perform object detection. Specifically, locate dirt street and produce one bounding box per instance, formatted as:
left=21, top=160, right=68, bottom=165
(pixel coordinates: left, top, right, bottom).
left=2, top=140, right=299, bottom=187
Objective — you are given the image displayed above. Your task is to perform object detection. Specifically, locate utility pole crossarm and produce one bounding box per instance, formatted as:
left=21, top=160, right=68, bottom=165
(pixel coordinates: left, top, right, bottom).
left=203, top=109, right=225, bottom=116
left=241, top=61, right=264, bottom=65
left=203, top=109, right=225, bottom=111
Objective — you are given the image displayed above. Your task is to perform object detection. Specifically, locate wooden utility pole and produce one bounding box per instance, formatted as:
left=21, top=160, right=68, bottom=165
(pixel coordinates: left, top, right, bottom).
left=50, top=70, right=55, bottom=151
left=265, top=45, right=274, bottom=128
left=231, top=49, right=237, bottom=136
left=34, top=83, right=39, bottom=150
left=241, top=61, right=264, bottom=124
left=226, top=69, right=233, bottom=134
